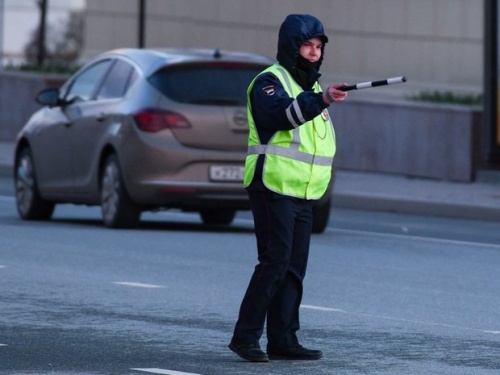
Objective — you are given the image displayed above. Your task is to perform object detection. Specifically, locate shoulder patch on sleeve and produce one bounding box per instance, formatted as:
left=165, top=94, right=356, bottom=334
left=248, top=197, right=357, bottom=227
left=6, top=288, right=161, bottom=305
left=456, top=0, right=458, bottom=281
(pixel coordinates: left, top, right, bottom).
left=262, top=85, right=276, bottom=96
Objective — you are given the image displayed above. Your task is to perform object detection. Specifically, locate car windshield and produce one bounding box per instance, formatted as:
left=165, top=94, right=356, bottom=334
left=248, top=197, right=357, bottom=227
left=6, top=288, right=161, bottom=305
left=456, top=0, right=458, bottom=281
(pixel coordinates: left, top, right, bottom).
left=149, top=62, right=268, bottom=106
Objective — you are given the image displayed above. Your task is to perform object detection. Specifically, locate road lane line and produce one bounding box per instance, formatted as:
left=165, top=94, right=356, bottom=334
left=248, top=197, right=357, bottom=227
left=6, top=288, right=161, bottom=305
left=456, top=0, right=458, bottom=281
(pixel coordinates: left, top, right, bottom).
left=131, top=368, right=201, bottom=375
left=0, top=265, right=6, bottom=269
left=332, top=228, right=500, bottom=249
left=0, top=344, right=7, bottom=347
left=483, top=330, right=500, bottom=334
left=301, top=304, right=345, bottom=312
left=113, top=282, right=164, bottom=288
left=301, top=304, right=500, bottom=335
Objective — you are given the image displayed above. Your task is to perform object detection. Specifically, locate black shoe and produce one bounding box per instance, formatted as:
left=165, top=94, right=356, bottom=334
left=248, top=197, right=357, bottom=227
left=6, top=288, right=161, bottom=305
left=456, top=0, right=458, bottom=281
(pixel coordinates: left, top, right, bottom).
left=268, top=345, right=323, bottom=360
left=228, top=341, right=269, bottom=362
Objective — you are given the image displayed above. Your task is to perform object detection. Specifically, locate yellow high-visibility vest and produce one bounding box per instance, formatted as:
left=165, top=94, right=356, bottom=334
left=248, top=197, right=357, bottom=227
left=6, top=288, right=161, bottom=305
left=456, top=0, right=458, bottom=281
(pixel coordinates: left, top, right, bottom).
left=244, top=64, right=336, bottom=200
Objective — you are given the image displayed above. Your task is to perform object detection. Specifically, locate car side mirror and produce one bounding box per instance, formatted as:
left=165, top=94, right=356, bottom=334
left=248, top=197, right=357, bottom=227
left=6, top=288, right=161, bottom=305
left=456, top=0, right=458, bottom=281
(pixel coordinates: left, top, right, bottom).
left=36, top=87, right=63, bottom=107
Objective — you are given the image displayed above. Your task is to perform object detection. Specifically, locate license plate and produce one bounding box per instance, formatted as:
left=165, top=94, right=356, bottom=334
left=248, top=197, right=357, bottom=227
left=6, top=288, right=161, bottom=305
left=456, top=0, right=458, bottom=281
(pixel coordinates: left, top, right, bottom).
left=209, top=165, right=244, bottom=182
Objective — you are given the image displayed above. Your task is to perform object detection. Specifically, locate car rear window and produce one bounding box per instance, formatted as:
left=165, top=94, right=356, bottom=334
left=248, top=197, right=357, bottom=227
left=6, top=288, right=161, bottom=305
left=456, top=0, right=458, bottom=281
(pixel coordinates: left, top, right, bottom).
left=148, top=62, right=268, bottom=106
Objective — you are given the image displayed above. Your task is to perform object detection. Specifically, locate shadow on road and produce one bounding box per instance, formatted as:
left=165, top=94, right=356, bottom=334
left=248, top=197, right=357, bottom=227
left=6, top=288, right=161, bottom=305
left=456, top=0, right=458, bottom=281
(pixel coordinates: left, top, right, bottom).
left=3, top=215, right=256, bottom=234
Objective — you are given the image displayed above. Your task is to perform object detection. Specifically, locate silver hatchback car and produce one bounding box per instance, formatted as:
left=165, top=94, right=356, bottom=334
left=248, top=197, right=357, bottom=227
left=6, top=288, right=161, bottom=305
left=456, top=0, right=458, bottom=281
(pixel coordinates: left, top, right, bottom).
left=14, top=48, right=333, bottom=233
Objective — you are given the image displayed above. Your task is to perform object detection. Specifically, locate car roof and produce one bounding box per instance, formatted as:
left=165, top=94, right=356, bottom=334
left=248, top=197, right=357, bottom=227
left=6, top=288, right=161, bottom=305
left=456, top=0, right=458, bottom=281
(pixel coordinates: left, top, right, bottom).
left=95, top=48, right=275, bottom=76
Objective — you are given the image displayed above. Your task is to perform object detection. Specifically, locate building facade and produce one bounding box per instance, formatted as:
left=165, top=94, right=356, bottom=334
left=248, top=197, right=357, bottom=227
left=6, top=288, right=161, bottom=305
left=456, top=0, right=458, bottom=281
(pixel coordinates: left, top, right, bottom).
left=83, top=0, right=485, bottom=97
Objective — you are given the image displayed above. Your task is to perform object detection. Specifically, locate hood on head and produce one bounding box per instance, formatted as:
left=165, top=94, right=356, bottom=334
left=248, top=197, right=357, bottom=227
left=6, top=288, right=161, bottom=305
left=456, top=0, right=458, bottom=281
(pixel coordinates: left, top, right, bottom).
left=276, top=14, right=328, bottom=73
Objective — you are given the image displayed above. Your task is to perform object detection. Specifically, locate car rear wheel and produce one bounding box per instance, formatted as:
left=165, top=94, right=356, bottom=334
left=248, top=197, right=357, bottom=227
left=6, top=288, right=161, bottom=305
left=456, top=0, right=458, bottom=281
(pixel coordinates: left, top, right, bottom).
left=312, top=196, right=331, bottom=234
left=100, top=154, right=141, bottom=228
left=15, top=148, right=55, bottom=221
left=199, top=209, right=236, bottom=226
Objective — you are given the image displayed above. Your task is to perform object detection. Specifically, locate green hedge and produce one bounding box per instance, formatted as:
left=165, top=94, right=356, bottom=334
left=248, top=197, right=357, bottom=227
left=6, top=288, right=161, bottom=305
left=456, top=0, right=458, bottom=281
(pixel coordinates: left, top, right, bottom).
left=407, top=90, right=482, bottom=106
left=4, top=64, right=80, bottom=75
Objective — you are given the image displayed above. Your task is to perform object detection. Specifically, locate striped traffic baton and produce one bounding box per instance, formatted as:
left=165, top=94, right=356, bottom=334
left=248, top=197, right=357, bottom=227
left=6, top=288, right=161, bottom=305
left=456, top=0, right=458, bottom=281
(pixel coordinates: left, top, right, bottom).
left=338, top=76, right=407, bottom=92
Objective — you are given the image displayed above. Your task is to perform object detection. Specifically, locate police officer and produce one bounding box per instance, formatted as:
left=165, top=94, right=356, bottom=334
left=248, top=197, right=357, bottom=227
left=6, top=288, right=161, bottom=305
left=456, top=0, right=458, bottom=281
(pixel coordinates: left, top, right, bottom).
left=229, top=14, right=347, bottom=362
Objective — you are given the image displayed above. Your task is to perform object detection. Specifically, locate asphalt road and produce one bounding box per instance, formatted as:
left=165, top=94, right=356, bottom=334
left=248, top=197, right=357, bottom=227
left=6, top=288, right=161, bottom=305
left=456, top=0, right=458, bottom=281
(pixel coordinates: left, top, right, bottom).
left=1, top=175, right=500, bottom=375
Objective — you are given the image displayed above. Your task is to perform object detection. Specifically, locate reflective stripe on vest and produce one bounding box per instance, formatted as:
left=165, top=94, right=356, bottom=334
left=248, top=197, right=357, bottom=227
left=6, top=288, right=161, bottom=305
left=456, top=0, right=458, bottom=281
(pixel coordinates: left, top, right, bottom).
left=248, top=144, right=334, bottom=166
left=244, top=64, right=336, bottom=199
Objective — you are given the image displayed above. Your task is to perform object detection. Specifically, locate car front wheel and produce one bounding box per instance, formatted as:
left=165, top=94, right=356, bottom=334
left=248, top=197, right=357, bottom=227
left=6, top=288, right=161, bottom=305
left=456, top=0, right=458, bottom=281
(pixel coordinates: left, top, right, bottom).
left=100, top=154, right=141, bottom=228
left=15, top=147, right=55, bottom=221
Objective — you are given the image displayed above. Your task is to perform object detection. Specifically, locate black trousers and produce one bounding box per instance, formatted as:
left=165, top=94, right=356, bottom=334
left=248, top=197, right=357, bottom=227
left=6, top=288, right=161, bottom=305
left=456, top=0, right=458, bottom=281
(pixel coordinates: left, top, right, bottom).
left=231, top=189, right=313, bottom=350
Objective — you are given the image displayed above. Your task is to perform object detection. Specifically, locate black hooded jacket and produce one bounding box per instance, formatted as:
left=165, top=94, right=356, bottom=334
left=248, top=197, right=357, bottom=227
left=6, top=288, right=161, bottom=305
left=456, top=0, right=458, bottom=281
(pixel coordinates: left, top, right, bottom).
left=247, top=14, right=331, bottom=189
left=277, top=14, right=328, bottom=90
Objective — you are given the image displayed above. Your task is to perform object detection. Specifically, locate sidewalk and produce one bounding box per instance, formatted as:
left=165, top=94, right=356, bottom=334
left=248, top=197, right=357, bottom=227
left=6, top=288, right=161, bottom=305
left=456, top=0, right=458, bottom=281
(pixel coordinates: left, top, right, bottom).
left=1, top=140, right=500, bottom=221
left=332, top=169, right=500, bottom=221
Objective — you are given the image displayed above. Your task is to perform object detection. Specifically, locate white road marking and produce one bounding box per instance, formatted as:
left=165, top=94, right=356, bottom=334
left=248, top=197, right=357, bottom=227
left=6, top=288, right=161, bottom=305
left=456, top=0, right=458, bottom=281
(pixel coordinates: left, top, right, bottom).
left=483, top=330, right=500, bottom=334
left=0, top=344, right=8, bottom=347
left=0, top=265, right=6, bottom=269
left=301, top=304, right=500, bottom=335
left=301, top=304, right=345, bottom=312
left=112, top=282, right=164, bottom=288
left=131, top=368, right=201, bottom=375
left=332, top=228, right=500, bottom=249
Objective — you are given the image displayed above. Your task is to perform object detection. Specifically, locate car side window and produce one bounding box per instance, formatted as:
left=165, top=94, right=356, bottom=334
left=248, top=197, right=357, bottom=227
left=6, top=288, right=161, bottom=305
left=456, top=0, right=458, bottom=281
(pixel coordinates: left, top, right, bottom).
left=96, top=60, right=138, bottom=100
left=65, top=60, right=112, bottom=103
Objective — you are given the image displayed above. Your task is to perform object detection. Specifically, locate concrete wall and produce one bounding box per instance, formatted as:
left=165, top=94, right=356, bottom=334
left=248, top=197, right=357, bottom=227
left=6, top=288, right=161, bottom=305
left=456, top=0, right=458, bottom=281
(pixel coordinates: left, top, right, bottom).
left=0, top=71, right=66, bottom=141
left=333, top=99, right=482, bottom=181
left=83, top=0, right=484, bottom=96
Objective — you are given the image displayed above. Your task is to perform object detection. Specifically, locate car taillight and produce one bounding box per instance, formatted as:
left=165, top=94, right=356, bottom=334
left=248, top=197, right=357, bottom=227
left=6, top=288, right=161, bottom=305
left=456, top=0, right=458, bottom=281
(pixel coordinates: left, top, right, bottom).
left=134, top=109, right=191, bottom=132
